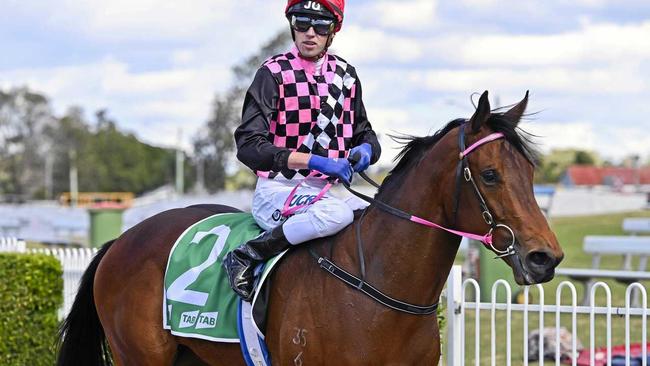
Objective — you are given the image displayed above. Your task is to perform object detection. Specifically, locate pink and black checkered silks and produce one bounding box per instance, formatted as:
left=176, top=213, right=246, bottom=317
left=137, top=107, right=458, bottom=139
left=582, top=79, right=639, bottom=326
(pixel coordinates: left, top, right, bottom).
left=256, top=47, right=358, bottom=180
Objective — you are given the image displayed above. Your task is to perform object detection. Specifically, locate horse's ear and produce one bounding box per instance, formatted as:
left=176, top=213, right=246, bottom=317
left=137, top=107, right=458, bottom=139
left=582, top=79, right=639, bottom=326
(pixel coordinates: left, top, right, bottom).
left=503, top=90, right=529, bottom=126
left=470, top=91, right=491, bottom=133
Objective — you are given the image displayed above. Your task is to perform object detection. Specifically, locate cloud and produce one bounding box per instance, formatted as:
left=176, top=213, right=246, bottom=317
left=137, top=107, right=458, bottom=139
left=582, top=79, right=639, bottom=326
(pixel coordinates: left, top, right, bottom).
left=522, top=121, right=598, bottom=153
left=0, top=59, right=231, bottom=149
left=459, top=0, right=607, bottom=11
left=596, top=126, right=650, bottom=160
left=415, top=65, right=646, bottom=94
left=446, top=21, right=650, bottom=67
left=6, top=0, right=282, bottom=43
left=368, top=0, right=438, bottom=30
left=573, top=0, right=607, bottom=7
left=522, top=121, right=650, bottom=161
left=49, top=0, right=231, bottom=41
left=459, top=0, right=500, bottom=8
left=363, top=107, right=431, bottom=166
left=334, top=26, right=423, bottom=63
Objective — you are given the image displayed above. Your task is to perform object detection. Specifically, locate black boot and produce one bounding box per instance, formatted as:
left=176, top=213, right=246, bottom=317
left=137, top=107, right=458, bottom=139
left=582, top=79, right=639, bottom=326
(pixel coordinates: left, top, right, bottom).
left=222, top=225, right=290, bottom=301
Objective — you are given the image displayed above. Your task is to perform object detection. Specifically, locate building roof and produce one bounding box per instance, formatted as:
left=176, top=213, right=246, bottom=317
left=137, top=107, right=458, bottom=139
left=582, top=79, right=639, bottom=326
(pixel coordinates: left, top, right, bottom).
left=565, top=166, right=650, bottom=186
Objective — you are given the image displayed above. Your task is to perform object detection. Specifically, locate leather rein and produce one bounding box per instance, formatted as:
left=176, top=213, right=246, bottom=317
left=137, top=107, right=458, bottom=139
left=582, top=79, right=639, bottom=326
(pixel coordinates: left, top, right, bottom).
left=308, top=125, right=517, bottom=315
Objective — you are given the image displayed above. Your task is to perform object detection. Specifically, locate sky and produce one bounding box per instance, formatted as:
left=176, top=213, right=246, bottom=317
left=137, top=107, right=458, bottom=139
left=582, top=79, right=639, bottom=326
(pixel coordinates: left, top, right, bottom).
left=1, top=0, right=649, bottom=166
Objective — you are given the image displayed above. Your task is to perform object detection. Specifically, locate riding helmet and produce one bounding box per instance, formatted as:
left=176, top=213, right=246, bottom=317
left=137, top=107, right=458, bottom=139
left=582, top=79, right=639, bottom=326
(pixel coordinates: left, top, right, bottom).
left=285, top=0, right=345, bottom=32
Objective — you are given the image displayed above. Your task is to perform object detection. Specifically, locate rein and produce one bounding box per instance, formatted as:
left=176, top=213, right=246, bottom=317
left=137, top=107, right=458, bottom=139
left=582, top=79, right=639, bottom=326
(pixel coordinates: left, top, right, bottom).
left=346, top=128, right=515, bottom=254
left=307, top=126, right=516, bottom=315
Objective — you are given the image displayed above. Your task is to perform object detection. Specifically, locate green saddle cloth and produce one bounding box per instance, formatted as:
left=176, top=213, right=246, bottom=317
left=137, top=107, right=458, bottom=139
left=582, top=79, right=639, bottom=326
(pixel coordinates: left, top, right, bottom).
left=163, top=212, right=266, bottom=342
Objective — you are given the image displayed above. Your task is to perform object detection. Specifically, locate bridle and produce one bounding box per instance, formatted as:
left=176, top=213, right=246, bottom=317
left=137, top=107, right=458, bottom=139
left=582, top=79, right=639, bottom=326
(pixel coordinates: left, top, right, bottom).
left=308, top=124, right=518, bottom=315
left=453, top=125, right=516, bottom=258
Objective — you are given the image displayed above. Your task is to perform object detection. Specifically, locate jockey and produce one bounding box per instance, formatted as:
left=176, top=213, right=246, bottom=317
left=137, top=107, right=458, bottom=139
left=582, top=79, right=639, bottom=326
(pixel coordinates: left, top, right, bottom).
left=223, top=0, right=381, bottom=301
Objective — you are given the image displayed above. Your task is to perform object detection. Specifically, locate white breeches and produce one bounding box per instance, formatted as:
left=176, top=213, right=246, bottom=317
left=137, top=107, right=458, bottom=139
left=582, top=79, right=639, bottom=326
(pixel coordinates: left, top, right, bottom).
left=251, top=177, right=367, bottom=245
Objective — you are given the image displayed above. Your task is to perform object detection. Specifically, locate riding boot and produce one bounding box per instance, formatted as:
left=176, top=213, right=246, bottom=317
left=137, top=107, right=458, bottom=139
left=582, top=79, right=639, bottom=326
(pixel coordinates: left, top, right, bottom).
left=222, top=225, right=290, bottom=302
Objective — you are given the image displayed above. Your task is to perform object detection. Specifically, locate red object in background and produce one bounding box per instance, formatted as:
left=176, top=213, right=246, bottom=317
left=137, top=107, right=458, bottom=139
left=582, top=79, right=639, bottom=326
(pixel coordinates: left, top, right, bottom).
left=565, top=165, right=650, bottom=186
left=575, top=343, right=650, bottom=366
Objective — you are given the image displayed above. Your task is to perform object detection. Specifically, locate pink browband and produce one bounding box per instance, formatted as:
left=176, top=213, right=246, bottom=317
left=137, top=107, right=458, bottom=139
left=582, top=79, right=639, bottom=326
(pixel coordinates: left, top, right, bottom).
left=461, top=132, right=505, bottom=158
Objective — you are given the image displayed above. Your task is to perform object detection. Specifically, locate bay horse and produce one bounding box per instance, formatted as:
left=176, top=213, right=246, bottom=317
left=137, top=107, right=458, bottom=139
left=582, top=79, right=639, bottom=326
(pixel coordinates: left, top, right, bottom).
left=57, top=91, right=563, bottom=365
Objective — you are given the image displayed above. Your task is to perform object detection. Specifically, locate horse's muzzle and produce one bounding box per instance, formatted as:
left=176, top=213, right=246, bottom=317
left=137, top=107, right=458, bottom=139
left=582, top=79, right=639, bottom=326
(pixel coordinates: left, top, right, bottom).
left=511, top=249, right=562, bottom=285
left=525, top=249, right=563, bottom=283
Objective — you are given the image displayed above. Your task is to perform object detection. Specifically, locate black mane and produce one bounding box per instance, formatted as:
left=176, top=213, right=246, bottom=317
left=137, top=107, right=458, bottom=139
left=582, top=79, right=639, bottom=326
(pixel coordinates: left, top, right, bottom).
left=376, top=112, right=539, bottom=199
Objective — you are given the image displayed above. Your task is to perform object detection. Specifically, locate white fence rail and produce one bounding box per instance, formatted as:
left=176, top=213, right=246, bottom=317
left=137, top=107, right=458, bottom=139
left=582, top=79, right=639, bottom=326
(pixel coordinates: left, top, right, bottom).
left=446, top=265, right=649, bottom=366
left=0, top=237, right=26, bottom=252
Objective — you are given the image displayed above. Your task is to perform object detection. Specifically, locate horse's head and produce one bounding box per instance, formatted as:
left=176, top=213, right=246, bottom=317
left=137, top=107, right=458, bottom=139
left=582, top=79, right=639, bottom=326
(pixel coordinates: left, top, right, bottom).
left=450, top=91, right=563, bottom=285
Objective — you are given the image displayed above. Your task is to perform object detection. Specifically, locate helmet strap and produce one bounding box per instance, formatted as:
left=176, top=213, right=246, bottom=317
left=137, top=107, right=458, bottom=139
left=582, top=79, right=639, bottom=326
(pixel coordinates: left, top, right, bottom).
left=318, top=33, right=334, bottom=59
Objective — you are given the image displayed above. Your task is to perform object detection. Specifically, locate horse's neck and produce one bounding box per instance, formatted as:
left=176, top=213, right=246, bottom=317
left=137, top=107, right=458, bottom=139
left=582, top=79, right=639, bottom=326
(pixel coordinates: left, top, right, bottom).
left=358, top=162, right=461, bottom=307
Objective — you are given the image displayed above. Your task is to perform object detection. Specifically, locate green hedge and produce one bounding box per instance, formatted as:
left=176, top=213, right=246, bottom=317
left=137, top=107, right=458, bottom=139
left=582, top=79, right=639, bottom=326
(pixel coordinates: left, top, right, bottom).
left=0, top=253, right=62, bottom=365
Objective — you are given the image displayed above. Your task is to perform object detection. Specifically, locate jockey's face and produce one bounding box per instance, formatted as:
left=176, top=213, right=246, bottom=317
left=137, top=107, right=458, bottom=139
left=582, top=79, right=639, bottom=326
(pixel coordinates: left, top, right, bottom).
left=294, top=24, right=333, bottom=60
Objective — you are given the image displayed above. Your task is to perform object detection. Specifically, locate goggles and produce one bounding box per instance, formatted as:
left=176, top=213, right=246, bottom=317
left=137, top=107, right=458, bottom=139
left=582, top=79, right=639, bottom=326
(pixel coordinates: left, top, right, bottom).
left=291, top=15, right=336, bottom=36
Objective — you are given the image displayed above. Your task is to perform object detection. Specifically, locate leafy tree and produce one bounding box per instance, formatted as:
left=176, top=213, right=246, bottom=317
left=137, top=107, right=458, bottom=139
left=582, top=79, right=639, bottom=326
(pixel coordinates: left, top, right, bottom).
left=43, top=107, right=92, bottom=196
left=193, top=30, right=291, bottom=192
left=574, top=150, right=596, bottom=165
left=0, top=92, right=181, bottom=199
left=74, top=110, right=177, bottom=195
left=0, top=88, right=55, bottom=199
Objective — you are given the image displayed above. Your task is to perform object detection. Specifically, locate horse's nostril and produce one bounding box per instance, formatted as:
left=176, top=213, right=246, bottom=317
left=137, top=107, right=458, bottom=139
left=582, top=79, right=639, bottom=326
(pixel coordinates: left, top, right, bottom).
left=528, top=251, right=552, bottom=267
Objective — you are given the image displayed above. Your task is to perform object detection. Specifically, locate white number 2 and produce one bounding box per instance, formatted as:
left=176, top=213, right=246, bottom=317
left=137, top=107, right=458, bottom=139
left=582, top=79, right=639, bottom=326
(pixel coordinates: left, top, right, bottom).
left=167, top=225, right=231, bottom=306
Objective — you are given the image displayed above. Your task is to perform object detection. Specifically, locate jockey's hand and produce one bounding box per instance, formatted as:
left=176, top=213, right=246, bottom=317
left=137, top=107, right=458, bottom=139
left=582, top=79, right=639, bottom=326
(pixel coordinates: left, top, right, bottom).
left=308, top=155, right=353, bottom=185
left=349, top=143, right=372, bottom=172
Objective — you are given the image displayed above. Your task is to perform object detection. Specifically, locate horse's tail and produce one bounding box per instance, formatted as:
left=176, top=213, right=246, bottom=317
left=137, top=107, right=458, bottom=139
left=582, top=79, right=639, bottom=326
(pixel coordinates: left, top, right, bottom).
left=56, top=240, right=115, bottom=366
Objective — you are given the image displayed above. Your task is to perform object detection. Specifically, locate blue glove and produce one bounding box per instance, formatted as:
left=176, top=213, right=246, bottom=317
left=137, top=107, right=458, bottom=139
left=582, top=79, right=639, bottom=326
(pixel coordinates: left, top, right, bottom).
left=349, top=143, right=372, bottom=172
left=308, top=155, right=353, bottom=184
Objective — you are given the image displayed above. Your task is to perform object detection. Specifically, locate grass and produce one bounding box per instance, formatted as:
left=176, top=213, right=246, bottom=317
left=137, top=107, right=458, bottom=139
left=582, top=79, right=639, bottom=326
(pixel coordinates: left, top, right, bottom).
left=446, top=210, right=650, bottom=365
left=548, top=210, right=650, bottom=306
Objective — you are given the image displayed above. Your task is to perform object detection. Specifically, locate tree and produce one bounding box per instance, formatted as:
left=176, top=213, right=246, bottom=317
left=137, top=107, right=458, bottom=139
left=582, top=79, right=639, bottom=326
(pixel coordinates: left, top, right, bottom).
left=0, top=95, right=181, bottom=200
left=193, top=30, right=291, bottom=192
left=574, top=150, right=596, bottom=165
left=74, top=110, right=177, bottom=195
left=0, top=87, right=55, bottom=199
left=43, top=106, right=92, bottom=197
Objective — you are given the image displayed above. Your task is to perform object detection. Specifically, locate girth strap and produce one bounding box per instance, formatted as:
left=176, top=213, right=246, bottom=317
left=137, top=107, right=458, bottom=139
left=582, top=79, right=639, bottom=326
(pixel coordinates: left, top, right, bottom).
left=309, top=250, right=439, bottom=315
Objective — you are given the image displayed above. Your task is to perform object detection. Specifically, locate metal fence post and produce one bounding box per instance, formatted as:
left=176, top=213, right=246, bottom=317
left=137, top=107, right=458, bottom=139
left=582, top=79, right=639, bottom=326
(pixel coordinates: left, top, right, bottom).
left=447, top=265, right=462, bottom=366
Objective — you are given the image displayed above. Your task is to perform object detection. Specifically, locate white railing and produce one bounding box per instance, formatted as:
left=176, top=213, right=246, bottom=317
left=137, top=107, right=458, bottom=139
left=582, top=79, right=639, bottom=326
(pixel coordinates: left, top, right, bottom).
left=0, top=237, right=26, bottom=252
left=446, top=265, right=649, bottom=366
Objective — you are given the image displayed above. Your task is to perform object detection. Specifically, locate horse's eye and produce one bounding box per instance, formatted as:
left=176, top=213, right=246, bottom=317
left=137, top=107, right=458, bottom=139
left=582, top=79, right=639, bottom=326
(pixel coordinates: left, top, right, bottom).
left=480, top=169, right=499, bottom=185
